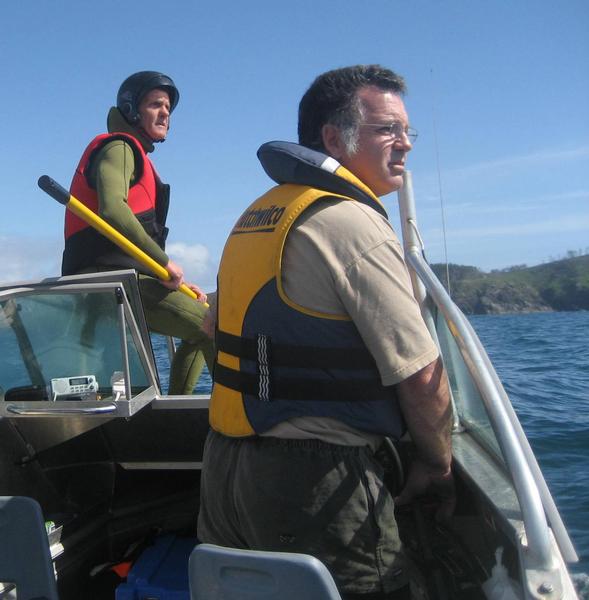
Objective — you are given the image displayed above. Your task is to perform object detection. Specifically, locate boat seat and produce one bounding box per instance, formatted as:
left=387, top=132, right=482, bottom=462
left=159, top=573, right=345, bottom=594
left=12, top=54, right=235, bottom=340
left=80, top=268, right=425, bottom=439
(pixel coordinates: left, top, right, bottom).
left=189, top=543, right=342, bottom=600
left=0, top=496, right=59, bottom=600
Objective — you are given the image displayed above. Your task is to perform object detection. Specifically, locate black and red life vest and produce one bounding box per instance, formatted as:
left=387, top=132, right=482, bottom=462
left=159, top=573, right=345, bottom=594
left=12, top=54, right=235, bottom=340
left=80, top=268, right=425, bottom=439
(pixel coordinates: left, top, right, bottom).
left=62, top=132, right=169, bottom=275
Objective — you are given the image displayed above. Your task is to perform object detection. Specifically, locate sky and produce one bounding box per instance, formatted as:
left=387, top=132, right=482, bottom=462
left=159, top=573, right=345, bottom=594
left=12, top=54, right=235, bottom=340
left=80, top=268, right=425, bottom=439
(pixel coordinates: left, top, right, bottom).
left=1, top=0, right=587, bottom=289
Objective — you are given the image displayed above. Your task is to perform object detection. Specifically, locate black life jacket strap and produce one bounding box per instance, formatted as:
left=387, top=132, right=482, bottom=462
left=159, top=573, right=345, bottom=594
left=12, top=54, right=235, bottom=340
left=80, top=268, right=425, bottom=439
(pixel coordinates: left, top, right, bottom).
left=216, top=330, right=377, bottom=370
left=213, top=363, right=388, bottom=403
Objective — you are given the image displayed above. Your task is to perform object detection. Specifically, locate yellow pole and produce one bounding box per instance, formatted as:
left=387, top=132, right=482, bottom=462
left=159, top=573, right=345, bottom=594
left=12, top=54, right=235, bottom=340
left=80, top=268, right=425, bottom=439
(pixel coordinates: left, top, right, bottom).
left=38, top=175, right=208, bottom=306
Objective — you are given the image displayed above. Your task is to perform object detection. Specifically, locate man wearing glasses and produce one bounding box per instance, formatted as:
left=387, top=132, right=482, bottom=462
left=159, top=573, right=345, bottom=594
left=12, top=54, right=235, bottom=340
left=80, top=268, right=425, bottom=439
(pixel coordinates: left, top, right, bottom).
left=199, top=65, right=454, bottom=600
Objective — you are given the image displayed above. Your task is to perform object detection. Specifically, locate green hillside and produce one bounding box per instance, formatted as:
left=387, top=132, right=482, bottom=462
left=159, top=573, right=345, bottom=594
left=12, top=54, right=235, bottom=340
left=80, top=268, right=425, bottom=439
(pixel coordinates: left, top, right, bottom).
left=430, top=255, right=589, bottom=314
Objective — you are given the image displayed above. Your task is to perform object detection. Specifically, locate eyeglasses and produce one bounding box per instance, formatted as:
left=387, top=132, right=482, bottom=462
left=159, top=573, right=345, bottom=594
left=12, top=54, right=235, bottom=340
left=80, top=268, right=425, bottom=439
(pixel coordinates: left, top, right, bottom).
left=360, top=121, right=418, bottom=144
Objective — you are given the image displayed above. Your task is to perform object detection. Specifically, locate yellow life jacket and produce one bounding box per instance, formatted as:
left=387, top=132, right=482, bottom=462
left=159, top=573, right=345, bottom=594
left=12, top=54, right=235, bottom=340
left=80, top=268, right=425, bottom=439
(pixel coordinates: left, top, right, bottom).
left=210, top=142, right=404, bottom=438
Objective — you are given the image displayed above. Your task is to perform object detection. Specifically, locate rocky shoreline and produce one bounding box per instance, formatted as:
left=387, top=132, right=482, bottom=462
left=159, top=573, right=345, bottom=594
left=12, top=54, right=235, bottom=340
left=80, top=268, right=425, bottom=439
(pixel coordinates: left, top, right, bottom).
left=430, top=255, right=589, bottom=315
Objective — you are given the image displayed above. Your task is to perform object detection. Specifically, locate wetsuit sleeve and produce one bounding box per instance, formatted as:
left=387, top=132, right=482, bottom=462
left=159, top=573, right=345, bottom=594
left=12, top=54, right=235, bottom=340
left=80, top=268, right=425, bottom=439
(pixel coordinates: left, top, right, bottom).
left=90, top=140, right=170, bottom=266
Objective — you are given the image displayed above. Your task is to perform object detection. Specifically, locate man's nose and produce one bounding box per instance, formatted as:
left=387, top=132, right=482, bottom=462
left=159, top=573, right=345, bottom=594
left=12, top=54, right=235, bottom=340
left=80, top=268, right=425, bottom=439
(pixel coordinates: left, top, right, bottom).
left=393, top=134, right=412, bottom=151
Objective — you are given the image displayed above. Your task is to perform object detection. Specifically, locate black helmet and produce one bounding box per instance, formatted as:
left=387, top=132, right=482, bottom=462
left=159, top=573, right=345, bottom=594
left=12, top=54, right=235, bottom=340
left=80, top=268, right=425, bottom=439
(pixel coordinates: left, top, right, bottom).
left=116, top=71, right=180, bottom=124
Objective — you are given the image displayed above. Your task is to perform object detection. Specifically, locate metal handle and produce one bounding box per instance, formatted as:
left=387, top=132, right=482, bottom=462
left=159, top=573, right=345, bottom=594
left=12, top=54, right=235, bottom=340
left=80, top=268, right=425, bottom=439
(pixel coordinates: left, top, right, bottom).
left=6, top=404, right=118, bottom=416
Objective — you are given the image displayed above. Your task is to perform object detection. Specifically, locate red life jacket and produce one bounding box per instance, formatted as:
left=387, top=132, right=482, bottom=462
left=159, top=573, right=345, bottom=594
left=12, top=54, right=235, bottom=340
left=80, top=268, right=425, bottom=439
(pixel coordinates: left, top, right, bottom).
left=62, top=132, right=169, bottom=275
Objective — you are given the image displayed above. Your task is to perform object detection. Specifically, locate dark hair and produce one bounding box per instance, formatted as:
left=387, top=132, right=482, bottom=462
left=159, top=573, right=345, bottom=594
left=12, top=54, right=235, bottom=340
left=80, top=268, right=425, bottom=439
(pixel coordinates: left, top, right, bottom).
left=298, top=64, right=407, bottom=152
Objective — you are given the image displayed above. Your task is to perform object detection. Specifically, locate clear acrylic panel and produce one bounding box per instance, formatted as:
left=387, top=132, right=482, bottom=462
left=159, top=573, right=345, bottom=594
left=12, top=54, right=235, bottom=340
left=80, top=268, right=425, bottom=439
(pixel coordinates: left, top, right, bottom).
left=434, top=309, right=503, bottom=462
left=0, top=290, right=150, bottom=401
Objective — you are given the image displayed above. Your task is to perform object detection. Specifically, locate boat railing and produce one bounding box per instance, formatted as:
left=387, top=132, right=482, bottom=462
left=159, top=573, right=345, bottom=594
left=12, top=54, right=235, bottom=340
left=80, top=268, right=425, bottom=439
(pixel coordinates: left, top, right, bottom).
left=397, top=172, right=578, bottom=573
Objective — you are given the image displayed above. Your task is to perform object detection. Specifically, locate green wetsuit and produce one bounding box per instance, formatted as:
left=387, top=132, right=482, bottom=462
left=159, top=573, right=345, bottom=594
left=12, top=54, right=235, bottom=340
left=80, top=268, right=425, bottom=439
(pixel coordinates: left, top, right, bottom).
left=82, top=107, right=213, bottom=394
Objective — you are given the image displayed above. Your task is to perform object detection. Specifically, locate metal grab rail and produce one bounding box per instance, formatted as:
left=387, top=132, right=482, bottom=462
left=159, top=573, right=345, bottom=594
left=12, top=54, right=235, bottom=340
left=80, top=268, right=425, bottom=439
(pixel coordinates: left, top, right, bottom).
left=397, top=172, right=555, bottom=570
left=458, top=311, right=578, bottom=564
left=6, top=404, right=117, bottom=416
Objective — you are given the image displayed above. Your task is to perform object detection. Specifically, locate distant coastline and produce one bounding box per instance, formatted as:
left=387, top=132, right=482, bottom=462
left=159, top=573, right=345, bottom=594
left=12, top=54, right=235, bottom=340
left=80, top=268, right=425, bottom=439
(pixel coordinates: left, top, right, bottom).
left=431, top=254, right=589, bottom=315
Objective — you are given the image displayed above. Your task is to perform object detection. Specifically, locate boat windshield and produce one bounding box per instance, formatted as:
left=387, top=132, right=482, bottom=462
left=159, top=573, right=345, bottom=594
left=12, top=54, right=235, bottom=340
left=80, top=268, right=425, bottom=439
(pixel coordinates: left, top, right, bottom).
left=0, top=289, right=151, bottom=403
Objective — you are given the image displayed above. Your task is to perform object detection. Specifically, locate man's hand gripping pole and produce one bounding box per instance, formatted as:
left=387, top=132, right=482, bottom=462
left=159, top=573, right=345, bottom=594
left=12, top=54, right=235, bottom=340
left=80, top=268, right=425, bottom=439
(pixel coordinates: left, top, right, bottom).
left=38, top=175, right=208, bottom=306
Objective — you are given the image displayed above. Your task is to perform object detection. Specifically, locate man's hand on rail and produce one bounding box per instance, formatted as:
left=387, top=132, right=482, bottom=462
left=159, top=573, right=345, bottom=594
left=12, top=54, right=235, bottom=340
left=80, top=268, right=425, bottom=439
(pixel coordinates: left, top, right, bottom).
left=395, top=458, right=455, bottom=522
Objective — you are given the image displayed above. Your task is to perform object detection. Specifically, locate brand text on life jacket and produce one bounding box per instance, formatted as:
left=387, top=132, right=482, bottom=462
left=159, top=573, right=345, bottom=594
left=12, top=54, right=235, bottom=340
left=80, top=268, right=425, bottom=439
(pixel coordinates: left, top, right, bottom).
left=234, top=205, right=286, bottom=232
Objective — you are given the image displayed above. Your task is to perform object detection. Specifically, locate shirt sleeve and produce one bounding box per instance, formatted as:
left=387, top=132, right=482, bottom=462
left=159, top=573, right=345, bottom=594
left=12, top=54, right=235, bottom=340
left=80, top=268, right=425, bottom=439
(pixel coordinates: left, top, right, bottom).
left=90, top=140, right=169, bottom=266
left=282, top=199, right=438, bottom=386
left=333, top=236, right=439, bottom=385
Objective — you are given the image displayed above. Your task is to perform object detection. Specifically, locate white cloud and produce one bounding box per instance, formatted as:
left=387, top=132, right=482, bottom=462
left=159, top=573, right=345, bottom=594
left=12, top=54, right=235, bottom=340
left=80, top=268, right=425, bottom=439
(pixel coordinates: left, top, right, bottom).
left=428, top=189, right=589, bottom=218
left=411, top=145, right=589, bottom=207
left=0, top=235, right=219, bottom=291
left=446, top=145, right=589, bottom=179
left=446, top=214, right=589, bottom=239
left=166, top=242, right=218, bottom=290
left=0, top=235, right=62, bottom=284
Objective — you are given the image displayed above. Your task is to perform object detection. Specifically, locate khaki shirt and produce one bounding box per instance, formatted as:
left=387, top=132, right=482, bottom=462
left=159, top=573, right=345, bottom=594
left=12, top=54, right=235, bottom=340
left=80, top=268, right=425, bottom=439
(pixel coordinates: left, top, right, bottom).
left=262, top=197, right=439, bottom=448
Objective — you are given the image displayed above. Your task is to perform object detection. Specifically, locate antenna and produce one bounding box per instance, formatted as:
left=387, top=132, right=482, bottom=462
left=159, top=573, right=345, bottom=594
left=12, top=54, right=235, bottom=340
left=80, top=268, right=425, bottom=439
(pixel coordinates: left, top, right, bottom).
left=430, top=68, right=451, bottom=296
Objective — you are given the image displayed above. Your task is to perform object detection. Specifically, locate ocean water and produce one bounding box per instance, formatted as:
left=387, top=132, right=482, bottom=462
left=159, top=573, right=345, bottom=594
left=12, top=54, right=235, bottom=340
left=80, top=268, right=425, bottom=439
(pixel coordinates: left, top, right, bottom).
left=154, top=311, right=589, bottom=596
left=151, top=336, right=213, bottom=394
left=469, top=311, right=589, bottom=597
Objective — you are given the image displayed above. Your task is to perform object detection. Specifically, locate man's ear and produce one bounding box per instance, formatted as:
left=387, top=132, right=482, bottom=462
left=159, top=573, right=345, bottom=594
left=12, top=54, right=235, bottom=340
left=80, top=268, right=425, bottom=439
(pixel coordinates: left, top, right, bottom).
left=321, top=124, right=346, bottom=160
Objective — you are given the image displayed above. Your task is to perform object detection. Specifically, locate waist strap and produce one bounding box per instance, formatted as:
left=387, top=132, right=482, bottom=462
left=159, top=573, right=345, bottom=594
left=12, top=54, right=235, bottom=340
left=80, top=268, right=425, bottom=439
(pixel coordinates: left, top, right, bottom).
left=213, top=363, right=388, bottom=403
left=216, top=330, right=377, bottom=369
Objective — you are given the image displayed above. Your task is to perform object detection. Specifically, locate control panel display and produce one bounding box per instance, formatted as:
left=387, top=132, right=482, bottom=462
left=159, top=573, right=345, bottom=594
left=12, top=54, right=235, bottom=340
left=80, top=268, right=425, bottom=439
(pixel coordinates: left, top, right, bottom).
left=51, top=375, right=98, bottom=398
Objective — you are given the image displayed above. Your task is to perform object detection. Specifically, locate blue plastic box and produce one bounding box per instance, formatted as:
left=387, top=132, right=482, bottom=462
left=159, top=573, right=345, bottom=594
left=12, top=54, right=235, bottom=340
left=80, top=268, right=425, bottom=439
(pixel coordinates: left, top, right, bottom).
left=116, top=535, right=198, bottom=600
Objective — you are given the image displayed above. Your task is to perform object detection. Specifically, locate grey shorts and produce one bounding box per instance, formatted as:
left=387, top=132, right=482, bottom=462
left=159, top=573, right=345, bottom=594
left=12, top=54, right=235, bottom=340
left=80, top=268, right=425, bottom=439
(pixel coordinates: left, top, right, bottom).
left=198, top=430, right=408, bottom=595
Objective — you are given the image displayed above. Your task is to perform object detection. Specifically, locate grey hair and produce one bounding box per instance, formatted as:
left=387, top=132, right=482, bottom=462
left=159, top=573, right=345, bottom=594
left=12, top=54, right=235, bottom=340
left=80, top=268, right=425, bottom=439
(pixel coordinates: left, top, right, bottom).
left=333, top=94, right=365, bottom=154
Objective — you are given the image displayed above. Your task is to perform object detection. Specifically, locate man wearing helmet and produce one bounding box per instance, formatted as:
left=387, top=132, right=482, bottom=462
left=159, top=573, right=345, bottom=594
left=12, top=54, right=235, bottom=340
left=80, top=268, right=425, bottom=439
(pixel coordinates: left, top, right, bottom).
left=62, top=71, right=213, bottom=394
